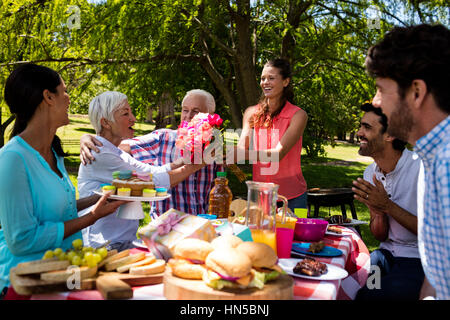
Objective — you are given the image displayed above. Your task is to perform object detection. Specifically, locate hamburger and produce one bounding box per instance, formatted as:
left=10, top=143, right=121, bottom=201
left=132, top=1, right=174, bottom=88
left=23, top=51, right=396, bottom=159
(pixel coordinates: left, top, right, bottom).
left=167, top=238, right=214, bottom=280
left=210, top=235, right=243, bottom=249
left=236, top=241, right=284, bottom=283
left=203, top=248, right=265, bottom=290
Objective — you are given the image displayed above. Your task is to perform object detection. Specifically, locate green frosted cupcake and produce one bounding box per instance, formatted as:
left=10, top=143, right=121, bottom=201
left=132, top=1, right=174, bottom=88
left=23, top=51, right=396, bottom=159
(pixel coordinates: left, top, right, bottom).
left=142, top=188, right=156, bottom=197
left=102, top=185, right=116, bottom=195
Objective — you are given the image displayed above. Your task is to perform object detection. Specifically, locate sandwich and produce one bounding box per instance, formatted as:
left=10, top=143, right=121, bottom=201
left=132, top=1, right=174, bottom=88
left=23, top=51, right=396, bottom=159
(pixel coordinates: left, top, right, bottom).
left=203, top=248, right=265, bottom=290
left=167, top=238, right=214, bottom=280
left=236, top=241, right=284, bottom=283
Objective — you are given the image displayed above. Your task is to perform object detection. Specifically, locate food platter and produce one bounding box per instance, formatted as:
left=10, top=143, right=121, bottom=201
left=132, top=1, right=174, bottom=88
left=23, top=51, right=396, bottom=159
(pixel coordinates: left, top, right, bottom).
left=291, top=243, right=343, bottom=257
left=9, top=249, right=165, bottom=298
left=163, top=269, right=294, bottom=300
left=278, top=258, right=348, bottom=281
left=94, top=190, right=171, bottom=202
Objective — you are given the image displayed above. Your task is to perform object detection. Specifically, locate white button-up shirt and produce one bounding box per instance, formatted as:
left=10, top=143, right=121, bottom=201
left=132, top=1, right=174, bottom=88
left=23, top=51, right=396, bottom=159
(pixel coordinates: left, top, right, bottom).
left=77, top=136, right=171, bottom=248
left=363, top=149, right=422, bottom=258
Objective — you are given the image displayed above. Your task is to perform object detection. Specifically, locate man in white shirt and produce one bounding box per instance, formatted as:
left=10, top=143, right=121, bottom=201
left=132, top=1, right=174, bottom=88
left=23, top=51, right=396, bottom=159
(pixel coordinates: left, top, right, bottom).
left=352, top=103, right=424, bottom=300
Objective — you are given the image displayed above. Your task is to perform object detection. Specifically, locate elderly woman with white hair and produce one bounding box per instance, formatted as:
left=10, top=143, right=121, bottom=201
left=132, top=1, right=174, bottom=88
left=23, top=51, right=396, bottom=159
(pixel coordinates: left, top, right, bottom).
left=78, top=89, right=223, bottom=217
left=77, top=91, right=205, bottom=251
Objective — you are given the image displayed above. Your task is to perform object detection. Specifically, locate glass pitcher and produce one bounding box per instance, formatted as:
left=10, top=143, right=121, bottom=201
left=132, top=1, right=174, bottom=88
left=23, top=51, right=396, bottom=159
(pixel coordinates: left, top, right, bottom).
left=244, top=181, right=288, bottom=253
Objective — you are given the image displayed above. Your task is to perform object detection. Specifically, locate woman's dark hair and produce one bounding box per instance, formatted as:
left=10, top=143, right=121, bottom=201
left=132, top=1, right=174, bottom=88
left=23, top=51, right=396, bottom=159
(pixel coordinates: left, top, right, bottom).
left=365, top=24, right=450, bottom=113
left=251, top=58, right=294, bottom=128
left=4, top=63, right=67, bottom=157
left=360, top=103, right=407, bottom=151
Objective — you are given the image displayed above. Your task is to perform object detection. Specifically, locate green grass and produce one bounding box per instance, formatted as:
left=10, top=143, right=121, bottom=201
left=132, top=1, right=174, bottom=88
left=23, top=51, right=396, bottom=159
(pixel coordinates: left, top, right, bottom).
left=55, top=116, right=378, bottom=252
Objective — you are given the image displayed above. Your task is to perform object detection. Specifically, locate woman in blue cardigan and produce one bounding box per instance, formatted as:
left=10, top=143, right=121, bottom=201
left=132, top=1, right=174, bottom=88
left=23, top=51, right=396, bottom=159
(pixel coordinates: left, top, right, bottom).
left=0, top=64, right=126, bottom=297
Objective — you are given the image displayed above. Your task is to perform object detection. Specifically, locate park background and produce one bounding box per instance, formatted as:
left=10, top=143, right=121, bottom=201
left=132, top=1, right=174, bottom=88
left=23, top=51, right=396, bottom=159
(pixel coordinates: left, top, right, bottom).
left=1, top=0, right=449, bottom=252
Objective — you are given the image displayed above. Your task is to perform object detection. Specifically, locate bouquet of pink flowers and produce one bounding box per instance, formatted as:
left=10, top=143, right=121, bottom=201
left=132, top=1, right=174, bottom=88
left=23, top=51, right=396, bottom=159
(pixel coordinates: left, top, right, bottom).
left=175, top=113, right=223, bottom=162
left=175, top=112, right=246, bottom=182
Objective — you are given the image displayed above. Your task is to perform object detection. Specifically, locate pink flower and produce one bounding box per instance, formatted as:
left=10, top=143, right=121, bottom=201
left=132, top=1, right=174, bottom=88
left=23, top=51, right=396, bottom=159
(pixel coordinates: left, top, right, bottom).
left=208, top=114, right=223, bottom=127
left=175, top=137, right=185, bottom=149
left=176, top=112, right=224, bottom=162
left=177, top=128, right=188, bottom=136
left=200, top=121, right=212, bottom=131
left=202, top=129, right=212, bottom=143
left=179, top=121, right=189, bottom=129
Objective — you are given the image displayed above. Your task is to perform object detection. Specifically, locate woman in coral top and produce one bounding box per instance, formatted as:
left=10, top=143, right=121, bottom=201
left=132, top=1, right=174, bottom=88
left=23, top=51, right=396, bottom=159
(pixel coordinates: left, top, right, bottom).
left=233, top=58, right=308, bottom=211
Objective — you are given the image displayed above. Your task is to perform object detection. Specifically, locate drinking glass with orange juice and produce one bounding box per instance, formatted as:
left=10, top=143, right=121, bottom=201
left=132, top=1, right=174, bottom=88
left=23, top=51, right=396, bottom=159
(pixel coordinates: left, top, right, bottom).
left=250, top=229, right=278, bottom=253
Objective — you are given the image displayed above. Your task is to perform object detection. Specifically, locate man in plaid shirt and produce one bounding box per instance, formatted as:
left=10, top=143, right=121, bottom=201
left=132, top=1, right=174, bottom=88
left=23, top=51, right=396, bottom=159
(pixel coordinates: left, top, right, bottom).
left=80, top=89, right=222, bottom=217
left=125, top=90, right=223, bottom=217
left=365, top=24, right=450, bottom=299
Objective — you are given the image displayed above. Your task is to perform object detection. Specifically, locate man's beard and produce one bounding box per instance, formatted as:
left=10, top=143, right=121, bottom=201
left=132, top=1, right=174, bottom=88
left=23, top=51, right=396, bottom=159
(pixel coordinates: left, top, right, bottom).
left=358, top=136, right=384, bottom=157
left=386, top=98, right=414, bottom=143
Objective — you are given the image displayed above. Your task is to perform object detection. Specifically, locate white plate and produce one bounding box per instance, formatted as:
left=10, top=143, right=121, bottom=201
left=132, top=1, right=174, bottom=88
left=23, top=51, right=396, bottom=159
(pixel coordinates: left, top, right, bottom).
left=325, top=230, right=350, bottom=237
left=94, top=190, right=171, bottom=202
left=278, top=258, right=348, bottom=281
left=132, top=240, right=147, bottom=249
left=329, top=219, right=368, bottom=227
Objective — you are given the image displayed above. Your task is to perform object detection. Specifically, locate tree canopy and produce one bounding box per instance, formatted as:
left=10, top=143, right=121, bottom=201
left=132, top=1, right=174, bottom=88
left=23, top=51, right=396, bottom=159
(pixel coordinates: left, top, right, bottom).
left=1, top=0, right=448, bottom=154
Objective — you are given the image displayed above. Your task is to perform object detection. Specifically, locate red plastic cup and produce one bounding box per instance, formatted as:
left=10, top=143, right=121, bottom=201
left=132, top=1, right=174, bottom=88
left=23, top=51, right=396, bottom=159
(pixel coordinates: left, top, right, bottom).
left=276, top=227, right=295, bottom=258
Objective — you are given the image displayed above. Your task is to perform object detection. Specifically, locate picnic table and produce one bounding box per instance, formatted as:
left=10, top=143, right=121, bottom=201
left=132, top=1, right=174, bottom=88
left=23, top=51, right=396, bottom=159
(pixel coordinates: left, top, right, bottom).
left=7, top=226, right=369, bottom=300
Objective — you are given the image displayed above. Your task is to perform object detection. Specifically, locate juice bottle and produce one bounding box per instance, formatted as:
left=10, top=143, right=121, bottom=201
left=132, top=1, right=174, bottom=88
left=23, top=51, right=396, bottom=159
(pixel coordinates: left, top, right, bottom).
left=208, top=171, right=233, bottom=219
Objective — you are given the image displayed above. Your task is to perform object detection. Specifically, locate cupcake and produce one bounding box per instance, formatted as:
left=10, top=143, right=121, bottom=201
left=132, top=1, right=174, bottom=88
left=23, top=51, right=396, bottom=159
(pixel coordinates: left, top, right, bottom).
left=137, top=172, right=152, bottom=181
left=117, top=187, right=131, bottom=196
left=118, top=170, right=133, bottom=180
left=142, top=188, right=156, bottom=197
left=112, top=171, right=120, bottom=179
left=102, top=185, right=116, bottom=195
left=155, top=187, right=167, bottom=197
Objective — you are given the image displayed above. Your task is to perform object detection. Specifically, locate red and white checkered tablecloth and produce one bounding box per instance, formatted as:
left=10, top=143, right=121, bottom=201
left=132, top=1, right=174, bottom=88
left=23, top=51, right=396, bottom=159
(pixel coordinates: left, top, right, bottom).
left=6, top=226, right=370, bottom=300
left=291, top=226, right=371, bottom=300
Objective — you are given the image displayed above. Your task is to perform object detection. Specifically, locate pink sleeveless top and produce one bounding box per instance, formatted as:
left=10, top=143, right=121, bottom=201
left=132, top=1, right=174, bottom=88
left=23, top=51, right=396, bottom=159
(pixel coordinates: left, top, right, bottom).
left=252, top=101, right=307, bottom=199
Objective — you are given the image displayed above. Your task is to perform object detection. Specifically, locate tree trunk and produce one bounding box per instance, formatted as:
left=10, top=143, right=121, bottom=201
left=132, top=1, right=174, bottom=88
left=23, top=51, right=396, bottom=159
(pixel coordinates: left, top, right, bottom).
left=199, top=56, right=243, bottom=128
left=155, top=91, right=176, bottom=129
left=349, top=131, right=356, bottom=144
left=233, top=0, right=260, bottom=110
left=145, top=104, right=154, bottom=124
left=194, top=0, right=258, bottom=129
left=281, top=1, right=313, bottom=60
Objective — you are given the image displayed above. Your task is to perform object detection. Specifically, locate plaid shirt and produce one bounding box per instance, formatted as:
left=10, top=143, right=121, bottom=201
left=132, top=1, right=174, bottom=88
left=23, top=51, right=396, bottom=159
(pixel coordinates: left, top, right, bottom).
left=127, top=129, right=222, bottom=217
left=415, top=115, right=450, bottom=300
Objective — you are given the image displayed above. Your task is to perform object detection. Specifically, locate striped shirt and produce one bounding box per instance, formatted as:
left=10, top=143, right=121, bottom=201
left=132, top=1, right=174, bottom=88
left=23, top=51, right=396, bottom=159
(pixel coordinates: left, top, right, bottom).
left=415, top=115, right=450, bottom=300
left=126, top=129, right=222, bottom=217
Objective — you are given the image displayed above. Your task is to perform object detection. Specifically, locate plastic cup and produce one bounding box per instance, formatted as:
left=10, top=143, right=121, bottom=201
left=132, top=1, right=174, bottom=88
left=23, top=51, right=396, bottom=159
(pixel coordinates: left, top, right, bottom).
left=294, top=208, right=308, bottom=219
left=276, top=216, right=297, bottom=229
left=276, top=227, right=295, bottom=258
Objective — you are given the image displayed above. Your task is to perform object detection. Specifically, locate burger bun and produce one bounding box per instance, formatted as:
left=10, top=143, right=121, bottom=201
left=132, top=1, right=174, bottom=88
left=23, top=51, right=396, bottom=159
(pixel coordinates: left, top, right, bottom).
left=236, top=241, right=277, bottom=268
left=173, top=238, right=214, bottom=261
left=205, top=248, right=252, bottom=278
left=211, top=235, right=243, bottom=249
